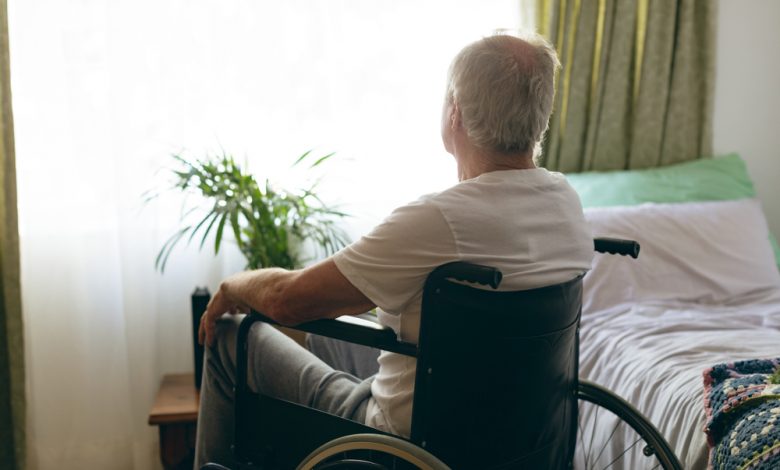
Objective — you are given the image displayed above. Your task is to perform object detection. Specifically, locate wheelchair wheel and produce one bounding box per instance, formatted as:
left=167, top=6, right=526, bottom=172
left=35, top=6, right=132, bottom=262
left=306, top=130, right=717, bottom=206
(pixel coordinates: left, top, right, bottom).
left=297, top=433, right=450, bottom=470
left=576, top=380, right=682, bottom=470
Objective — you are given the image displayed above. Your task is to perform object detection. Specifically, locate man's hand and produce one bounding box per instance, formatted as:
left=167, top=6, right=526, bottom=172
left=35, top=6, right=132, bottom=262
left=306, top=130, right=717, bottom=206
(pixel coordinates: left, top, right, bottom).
left=198, top=276, right=251, bottom=347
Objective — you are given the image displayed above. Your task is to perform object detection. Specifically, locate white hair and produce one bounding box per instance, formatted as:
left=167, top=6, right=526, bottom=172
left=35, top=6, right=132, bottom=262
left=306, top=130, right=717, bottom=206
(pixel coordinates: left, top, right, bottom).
left=446, top=32, right=560, bottom=155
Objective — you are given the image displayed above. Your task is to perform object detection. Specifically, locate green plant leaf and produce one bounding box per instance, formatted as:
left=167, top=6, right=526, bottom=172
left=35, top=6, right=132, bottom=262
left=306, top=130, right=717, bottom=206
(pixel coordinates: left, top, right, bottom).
left=214, top=211, right=229, bottom=254
left=188, top=208, right=218, bottom=244
left=292, top=149, right=314, bottom=167
left=155, top=226, right=192, bottom=273
left=140, top=189, right=160, bottom=205
left=308, top=152, right=336, bottom=168
left=229, top=210, right=243, bottom=252
left=199, top=211, right=222, bottom=250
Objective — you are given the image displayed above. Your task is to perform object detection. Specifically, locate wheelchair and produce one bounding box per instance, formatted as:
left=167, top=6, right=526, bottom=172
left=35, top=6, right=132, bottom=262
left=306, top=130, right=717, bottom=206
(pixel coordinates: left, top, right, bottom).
left=203, top=238, right=682, bottom=470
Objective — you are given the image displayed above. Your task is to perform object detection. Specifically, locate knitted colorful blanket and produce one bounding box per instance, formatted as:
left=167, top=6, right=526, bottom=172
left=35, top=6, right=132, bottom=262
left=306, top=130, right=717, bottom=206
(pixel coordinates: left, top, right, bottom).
left=703, top=358, right=780, bottom=470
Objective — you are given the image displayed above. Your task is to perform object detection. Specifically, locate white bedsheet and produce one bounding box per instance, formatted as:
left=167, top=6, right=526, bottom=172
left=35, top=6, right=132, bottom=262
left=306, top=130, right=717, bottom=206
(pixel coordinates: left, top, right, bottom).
left=578, top=287, right=780, bottom=469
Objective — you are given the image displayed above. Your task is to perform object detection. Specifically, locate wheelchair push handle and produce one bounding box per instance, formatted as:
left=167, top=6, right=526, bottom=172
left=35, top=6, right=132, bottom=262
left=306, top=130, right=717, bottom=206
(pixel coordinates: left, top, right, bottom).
left=429, top=262, right=503, bottom=289
left=594, top=238, right=640, bottom=259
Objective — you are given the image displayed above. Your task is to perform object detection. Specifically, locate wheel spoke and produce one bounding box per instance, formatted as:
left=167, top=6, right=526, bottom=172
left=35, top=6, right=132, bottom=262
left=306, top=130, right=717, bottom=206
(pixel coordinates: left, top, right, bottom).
left=592, top=416, right=622, bottom=468
left=578, top=416, right=588, bottom=469
left=600, top=436, right=642, bottom=470
left=586, top=401, right=601, bottom=468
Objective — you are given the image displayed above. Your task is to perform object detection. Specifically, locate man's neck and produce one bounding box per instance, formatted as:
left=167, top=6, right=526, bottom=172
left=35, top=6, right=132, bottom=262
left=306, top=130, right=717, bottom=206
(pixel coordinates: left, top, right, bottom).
left=456, top=148, right=536, bottom=181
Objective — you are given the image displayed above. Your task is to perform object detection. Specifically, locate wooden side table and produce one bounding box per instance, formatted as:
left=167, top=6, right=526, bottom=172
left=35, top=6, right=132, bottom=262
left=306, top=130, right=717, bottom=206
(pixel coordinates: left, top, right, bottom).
left=149, top=373, right=199, bottom=470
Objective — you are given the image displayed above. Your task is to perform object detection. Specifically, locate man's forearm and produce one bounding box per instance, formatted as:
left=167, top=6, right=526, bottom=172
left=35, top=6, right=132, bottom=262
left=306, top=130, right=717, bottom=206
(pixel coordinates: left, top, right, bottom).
left=200, top=259, right=375, bottom=346
left=218, top=267, right=299, bottom=324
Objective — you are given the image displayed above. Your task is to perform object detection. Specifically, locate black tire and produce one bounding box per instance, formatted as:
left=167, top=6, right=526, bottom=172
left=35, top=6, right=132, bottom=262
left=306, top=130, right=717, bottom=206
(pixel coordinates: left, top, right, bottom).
left=576, top=380, right=682, bottom=470
left=296, top=433, right=450, bottom=470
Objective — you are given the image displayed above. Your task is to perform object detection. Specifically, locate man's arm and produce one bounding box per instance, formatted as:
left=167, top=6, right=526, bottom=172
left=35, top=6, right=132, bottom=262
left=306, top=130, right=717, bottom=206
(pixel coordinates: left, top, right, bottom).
left=198, top=258, right=376, bottom=346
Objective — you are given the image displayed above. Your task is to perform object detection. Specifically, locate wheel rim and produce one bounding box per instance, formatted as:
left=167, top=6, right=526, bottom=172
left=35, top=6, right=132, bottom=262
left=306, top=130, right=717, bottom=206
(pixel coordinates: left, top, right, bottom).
left=576, top=381, right=681, bottom=470
left=297, top=434, right=449, bottom=470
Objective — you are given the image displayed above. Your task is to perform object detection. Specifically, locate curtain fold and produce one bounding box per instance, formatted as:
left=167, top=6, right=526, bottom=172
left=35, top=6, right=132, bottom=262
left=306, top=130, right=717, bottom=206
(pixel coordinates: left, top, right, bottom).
left=533, top=0, right=716, bottom=172
left=0, top=0, right=25, bottom=467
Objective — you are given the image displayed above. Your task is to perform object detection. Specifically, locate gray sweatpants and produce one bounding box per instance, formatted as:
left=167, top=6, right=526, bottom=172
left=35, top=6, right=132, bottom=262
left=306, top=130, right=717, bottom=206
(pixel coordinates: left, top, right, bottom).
left=194, top=316, right=375, bottom=468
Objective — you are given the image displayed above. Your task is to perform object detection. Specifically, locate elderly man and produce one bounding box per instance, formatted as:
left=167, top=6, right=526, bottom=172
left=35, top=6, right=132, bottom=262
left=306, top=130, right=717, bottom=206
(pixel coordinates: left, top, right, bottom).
left=194, top=33, right=593, bottom=467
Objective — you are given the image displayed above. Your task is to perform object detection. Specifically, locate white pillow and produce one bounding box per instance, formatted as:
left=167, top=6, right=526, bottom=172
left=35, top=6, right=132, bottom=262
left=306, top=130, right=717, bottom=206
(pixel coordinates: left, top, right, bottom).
left=583, top=198, right=780, bottom=313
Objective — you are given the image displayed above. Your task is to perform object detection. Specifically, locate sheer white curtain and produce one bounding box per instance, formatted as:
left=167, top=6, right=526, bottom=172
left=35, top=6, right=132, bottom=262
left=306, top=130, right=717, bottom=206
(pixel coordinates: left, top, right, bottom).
left=9, top=1, right=521, bottom=468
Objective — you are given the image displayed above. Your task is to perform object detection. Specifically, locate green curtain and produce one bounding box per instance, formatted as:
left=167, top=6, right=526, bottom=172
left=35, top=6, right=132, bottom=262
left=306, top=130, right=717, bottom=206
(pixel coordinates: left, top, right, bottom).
left=532, top=0, right=716, bottom=172
left=0, top=0, right=25, bottom=467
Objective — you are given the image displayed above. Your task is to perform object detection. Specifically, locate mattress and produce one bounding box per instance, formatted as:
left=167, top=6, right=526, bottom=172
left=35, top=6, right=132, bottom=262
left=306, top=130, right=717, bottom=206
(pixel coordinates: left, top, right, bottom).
left=578, top=288, right=780, bottom=469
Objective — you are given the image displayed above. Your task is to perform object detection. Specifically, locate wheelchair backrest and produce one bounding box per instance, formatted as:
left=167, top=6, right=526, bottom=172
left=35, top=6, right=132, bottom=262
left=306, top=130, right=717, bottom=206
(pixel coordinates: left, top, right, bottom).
left=410, top=262, right=583, bottom=469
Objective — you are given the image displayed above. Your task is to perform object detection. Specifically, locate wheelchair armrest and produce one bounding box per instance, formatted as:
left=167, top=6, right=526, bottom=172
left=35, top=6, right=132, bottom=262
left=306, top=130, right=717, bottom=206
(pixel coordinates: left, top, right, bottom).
left=247, top=311, right=418, bottom=357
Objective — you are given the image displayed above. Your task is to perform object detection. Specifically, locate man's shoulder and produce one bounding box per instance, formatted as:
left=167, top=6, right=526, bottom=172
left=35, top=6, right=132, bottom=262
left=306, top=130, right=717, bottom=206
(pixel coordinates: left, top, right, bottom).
left=392, top=192, right=445, bottom=216
left=426, top=168, right=573, bottom=201
left=400, top=168, right=579, bottom=219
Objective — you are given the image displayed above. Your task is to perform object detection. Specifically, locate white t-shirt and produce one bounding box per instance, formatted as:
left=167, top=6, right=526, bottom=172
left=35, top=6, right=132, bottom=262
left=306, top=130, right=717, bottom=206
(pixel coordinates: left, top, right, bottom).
left=332, top=168, right=593, bottom=437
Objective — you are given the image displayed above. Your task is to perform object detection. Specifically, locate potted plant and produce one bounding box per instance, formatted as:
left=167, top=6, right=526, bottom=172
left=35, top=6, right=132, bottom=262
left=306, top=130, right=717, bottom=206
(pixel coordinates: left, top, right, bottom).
left=155, top=150, right=349, bottom=271
left=152, top=150, right=350, bottom=387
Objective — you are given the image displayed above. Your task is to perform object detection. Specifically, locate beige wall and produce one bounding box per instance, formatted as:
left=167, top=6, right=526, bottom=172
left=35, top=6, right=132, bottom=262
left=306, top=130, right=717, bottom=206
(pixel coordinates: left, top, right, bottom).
left=713, top=0, right=780, bottom=237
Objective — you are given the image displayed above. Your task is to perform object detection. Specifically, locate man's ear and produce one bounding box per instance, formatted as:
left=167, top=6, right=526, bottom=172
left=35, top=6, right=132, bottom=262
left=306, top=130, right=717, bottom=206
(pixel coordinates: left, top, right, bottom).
left=450, top=102, right=461, bottom=129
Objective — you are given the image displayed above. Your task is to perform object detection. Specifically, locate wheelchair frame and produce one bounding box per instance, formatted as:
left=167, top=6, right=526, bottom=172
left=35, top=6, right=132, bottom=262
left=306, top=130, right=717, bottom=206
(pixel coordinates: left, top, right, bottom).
left=205, top=238, right=681, bottom=470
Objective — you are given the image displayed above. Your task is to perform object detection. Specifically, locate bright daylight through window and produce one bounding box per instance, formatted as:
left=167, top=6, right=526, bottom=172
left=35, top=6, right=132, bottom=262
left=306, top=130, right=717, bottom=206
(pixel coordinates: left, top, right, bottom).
left=9, top=1, right=523, bottom=468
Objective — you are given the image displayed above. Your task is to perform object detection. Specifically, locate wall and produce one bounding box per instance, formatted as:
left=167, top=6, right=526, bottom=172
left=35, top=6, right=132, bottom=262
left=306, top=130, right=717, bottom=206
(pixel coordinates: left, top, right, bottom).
left=713, top=0, right=780, bottom=237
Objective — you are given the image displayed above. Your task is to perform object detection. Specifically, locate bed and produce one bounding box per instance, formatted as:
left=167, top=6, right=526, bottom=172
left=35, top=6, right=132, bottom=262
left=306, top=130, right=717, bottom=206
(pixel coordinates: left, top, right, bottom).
left=569, top=155, right=780, bottom=469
